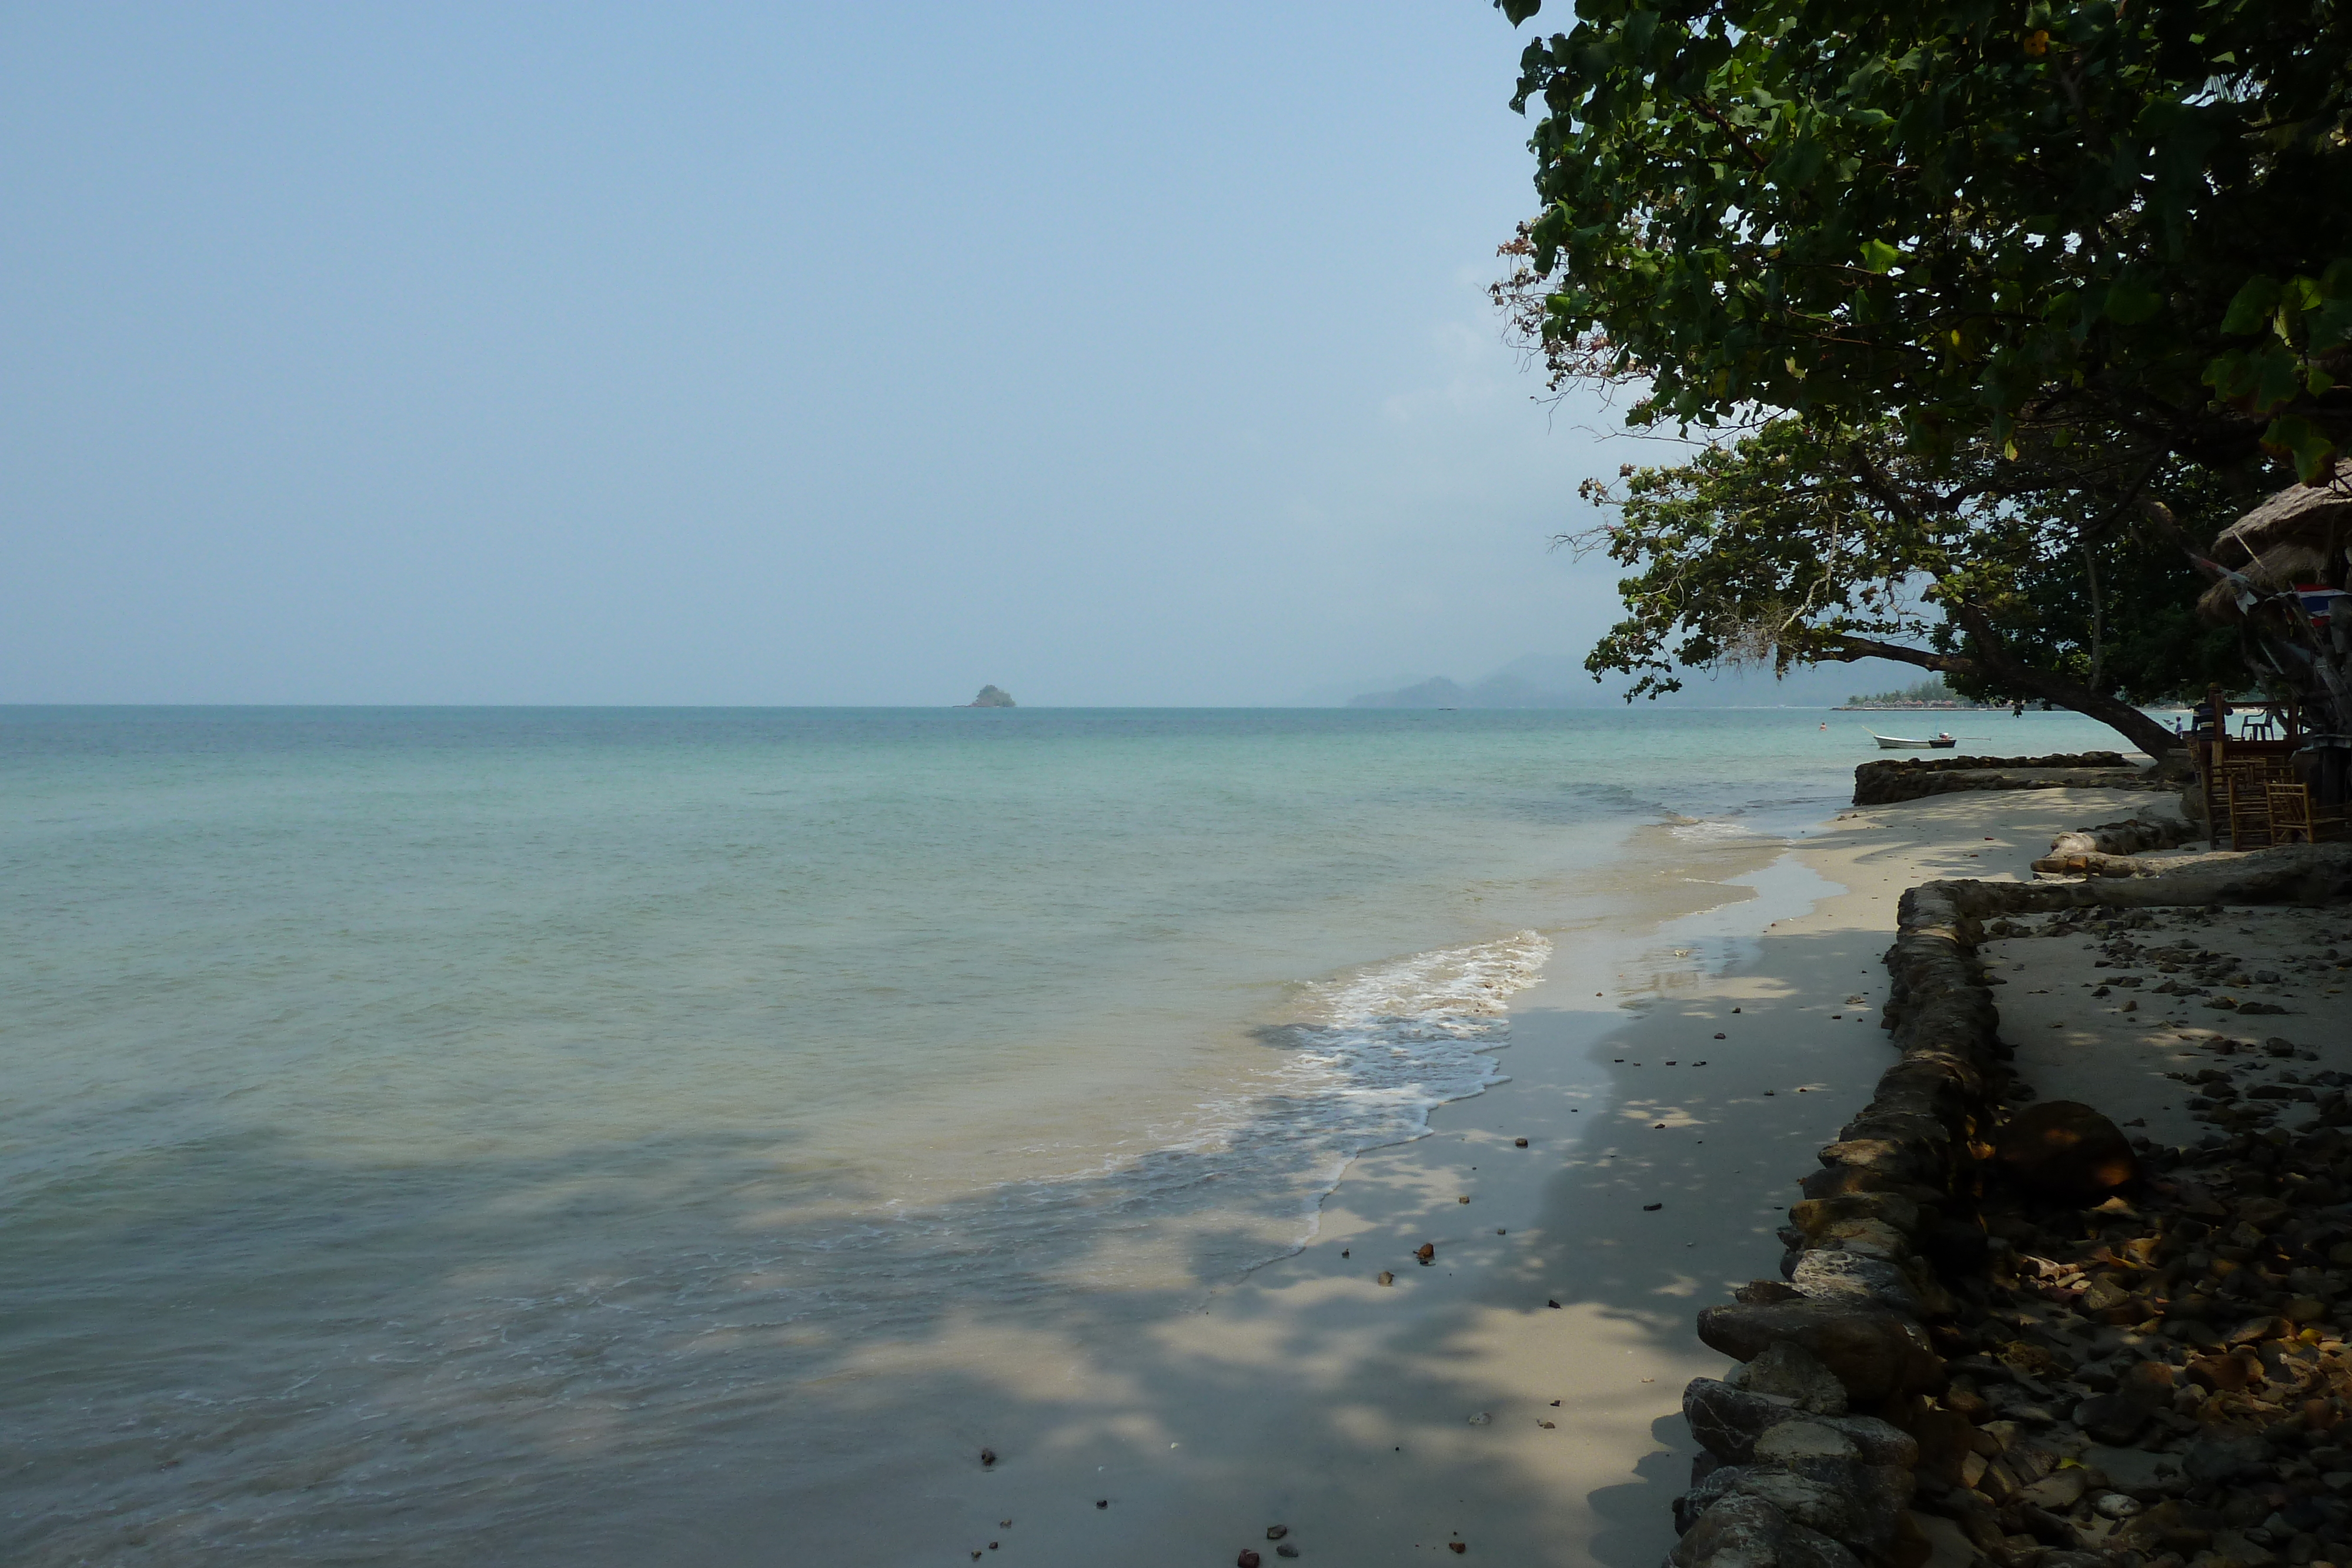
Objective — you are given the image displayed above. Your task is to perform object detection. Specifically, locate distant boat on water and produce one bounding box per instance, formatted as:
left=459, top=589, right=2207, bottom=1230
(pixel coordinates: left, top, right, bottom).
left=1866, top=728, right=1957, bottom=750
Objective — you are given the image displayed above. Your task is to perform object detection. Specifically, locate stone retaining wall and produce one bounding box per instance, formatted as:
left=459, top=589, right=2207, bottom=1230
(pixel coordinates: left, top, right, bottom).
left=1666, top=841, right=2352, bottom=1568
left=1855, top=754, right=2170, bottom=808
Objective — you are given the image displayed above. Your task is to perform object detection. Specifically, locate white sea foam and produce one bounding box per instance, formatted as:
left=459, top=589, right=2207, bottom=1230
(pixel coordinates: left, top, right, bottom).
left=1271, top=928, right=1552, bottom=1151
left=1668, top=816, right=1766, bottom=842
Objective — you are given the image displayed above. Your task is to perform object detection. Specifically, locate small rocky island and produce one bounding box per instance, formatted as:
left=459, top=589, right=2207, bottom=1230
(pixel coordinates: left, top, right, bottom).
left=965, top=685, right=1015, bottom=708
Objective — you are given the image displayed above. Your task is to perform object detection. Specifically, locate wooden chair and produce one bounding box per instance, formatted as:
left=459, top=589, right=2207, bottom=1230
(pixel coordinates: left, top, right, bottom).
left=2268, top=783, right=2348, bottom=844
left=2225, top=770, right=2276, bottom=849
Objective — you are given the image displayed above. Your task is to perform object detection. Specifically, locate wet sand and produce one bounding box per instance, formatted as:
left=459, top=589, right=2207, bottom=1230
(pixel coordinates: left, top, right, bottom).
left=610, top=787, right=2176, bottom=1567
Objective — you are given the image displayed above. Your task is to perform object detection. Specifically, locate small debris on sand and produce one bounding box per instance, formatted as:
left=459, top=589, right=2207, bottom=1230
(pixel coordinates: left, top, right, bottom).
left=1265, top=1525, right=1289, bottom=1540
left=1514, top=1136, right=1529, bottom=1147
left=978, top=1447, right=995, bottom=1467
left=1642, top=1202, right=1662, bottom=1211
left=1378, top=1271, right=1395, bottom=1286
left=1238, top=1551, right=1262, bottom=1568
left=1415, top=1242, right=1435, bottom=1263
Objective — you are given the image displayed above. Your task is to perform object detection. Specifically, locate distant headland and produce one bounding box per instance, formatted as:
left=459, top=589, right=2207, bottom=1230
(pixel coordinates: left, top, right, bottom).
left=965, top=685, right=1015, bottom=708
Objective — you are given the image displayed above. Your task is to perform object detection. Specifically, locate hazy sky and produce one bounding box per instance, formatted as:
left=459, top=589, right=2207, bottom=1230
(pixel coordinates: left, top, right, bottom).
left=0, top=3, right=1904, bottom=706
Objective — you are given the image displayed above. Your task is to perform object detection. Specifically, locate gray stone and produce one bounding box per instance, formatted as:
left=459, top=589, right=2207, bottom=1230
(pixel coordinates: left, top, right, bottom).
left=1778, top=1524, right=1865, bottom=1568
left=1734, top=1342, right=1851, bottom=1416
left=1815, top=1413, right=1920, bottom=1470
left=1791, top=1250, right=1927, bottom=1318
left=1696, top=1299, right=1943, bottom=1401
left=1686, top=1379, right=1800, bottom=1465
left=2183, top=1429, right=2270, bottom=1487
left=1731, top=1463, right=1911, bottom=1552
left=1669, top=1492, right=1790, bottom=1568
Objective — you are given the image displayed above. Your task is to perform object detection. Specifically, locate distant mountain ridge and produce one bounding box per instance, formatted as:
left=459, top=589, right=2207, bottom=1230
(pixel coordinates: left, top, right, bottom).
left=1348, top=654, right=1618, bottom=708
left=1342, top=653, right=1927, bottom=708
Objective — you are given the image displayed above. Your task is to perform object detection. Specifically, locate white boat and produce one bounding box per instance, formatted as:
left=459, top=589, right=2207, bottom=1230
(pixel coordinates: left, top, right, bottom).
left=1868, top=729, right=1957, bottom=750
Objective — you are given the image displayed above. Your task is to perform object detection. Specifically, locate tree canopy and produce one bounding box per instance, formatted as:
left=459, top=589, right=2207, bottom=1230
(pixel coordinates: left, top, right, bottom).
left=1494, top=0, right=2352, bottom=481
left=1574, top=419, right=2254, bottom=756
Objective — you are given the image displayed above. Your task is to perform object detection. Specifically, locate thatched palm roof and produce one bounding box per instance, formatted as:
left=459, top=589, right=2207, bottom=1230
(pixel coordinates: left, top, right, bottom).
left=2197, top=460, right=2352, bottom=624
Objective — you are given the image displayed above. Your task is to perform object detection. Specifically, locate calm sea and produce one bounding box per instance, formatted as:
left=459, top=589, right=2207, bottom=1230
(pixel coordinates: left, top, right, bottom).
left=0, top=705, right=2132, bottom=1562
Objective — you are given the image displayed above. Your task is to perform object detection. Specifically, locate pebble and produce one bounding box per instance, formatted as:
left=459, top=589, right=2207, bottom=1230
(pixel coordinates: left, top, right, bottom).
left=1643, top=1202, right=1663, bottom=1211
left=1266, top=1525, right=1288, bottom=1540
left=979, top=1447, right=995, bottom=1467
left=1514, top=1137, right=1529, bottom=1147
left=1276, top=1547, right=1299, bottom=1560
left=1238, top=1551, right=1262, bottom=1568
left=1378, top=1271, right=1395, bottom=1286
left=1416, top=1242, right=1435, bottom=1263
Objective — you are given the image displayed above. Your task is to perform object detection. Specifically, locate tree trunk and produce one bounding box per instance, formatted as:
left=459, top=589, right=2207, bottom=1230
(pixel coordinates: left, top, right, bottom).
left=1826, top=634, right=2183, bottom=758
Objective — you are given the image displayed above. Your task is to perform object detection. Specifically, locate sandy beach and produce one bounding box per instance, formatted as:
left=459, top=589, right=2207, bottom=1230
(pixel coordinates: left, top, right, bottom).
left=640, top=783, right=2190, bottom=1567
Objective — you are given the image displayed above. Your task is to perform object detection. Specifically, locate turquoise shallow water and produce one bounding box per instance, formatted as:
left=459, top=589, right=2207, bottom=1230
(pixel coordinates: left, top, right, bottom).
left=0, top=704, right=2133, bottom=1562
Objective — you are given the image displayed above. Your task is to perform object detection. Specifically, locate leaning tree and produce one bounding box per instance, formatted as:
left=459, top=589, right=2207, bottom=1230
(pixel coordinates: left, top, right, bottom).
left=1491, top=0, right=2352, bottom=753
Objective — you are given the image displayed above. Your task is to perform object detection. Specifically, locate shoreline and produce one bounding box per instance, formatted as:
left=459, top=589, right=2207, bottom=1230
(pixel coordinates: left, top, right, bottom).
left=617, top=784, right=2174, bottom=1567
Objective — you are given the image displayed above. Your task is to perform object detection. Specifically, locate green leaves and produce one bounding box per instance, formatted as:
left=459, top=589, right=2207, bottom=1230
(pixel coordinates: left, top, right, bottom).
left=2220, top=276, right=2284, bottom=337
left=2203, top=259, right=2352, bottom=477
left=1496, top=0, right=2352, bottom=479
left=1491, top=0, right=1542, bottom=25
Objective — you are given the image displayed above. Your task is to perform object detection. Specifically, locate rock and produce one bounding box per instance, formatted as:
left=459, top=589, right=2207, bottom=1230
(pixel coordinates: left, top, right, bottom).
left=2073, top=1392, right=2153, bottom=1445
left=1734, top=1464, right=1911, bottom=1552
left=2182, top=1429, right=2270, bottom=1486
left=1448, top=1545, right=1465, bottom=1556
left=1514, top=1137, right=1529, bottom=1147
left=1816, top=1415, right=1916, bottom=1469
left=2016, top=1469, right=2087, bottom=1510
left=1378, top=1271, right=1394, bottom=1286
left=1993, top=1101, right=2138, bottom=1201
left=1734, top=1342, right=1851, bottom=1415
left=1239, top=1552, right=1262, bottom=1568
left=1789, top=1192, right=1921, bottom=1241
left=1739, top=1280, right=1806, bottom=1305
left=1696, top=1299, right=1943, bottom=1400
left=2187, top=1352, right=2256, bottom=1392
left=980, top=1447, right=995, bottom=1467
left=1669, top=1493, right=1790, bottom=1568
left=1780, top=1524, right=1866, bottom=1568
left=1911, top=1406, right=1979, bottom=1487
left=1416, top=1243, right=1435, bottom=1264
left=1752, top=1422, right=1856, bottom=1466
left=1685, top=1379, right=1800, bottom=1464
left=1276, top=1548, right=1299, bottom=1560
left=1266, top=1526, right=1288, bottom=1540
left=1790, top=1250, right=1927, bottom=1317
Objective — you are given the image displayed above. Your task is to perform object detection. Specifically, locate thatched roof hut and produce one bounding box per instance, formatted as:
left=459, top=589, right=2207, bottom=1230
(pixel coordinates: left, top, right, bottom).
left=2196, top=460, right=2352, bottom=625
